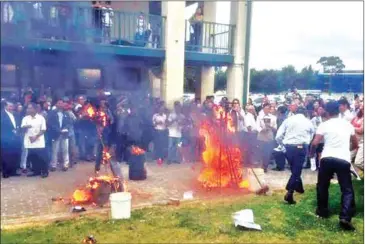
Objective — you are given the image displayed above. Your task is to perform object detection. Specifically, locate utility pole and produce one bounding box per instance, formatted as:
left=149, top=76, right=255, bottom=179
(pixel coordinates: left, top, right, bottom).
left=242, top=0, right=252, bottom=105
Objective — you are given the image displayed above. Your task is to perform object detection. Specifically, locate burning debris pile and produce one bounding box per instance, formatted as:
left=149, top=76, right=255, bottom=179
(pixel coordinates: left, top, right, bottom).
left=198, top=106, right=249, bottom=189
left=72, top=175, right=126, bottom=206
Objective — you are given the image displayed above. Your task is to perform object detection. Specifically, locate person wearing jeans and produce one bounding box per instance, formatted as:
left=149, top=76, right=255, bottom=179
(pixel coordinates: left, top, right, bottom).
left=167, top=102, right=185, bottom=164
left=311, top=101, right=358, bottom=231
left=47, top=98, right=71, bottom=171
left=276, top=107, right=314, bottom=205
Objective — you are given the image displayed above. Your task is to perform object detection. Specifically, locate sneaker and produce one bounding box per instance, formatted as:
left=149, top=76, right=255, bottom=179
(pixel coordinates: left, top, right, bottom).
left=339, top=219, right=355, bottom=231
left=62, top=167, right=69, bottom=172
left=50, top=167, right=57, bottom=172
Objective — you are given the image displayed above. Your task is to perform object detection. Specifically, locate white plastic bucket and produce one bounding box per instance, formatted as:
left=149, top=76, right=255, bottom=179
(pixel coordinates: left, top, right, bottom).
left=109, top=192, right=132, bottom=219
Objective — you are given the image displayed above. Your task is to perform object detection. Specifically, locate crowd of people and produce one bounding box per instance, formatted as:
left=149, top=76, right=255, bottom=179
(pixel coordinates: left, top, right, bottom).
left=0, top=87, right=363, bottom=230
left=1, top=88, right=362, bottom=177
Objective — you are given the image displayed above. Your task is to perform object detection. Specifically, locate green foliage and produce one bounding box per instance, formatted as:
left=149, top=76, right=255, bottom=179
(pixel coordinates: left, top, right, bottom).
left=2, top=180, right=363, bottom=244
left=317, top=56, right=346, bottom=73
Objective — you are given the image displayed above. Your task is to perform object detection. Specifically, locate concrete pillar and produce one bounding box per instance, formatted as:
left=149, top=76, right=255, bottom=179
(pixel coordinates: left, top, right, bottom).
left=161, top=1, right=185, bottom=109
left=226, top=1, right=246, bottom=102
left=197, top=66, right=215, bottom=101
left=148, top=69, right=161, bottom=98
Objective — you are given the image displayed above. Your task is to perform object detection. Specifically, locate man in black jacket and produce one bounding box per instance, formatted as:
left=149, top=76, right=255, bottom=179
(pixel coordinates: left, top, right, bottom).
left=1, top=100, right=22, bottom=178
left=47, top=98, right=72, bottom=171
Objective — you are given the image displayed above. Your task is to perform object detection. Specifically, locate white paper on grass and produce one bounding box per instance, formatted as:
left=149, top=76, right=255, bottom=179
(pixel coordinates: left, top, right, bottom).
left=183, top=191, right=194, bottom=200
left=232, top=209, right=262, bottom=231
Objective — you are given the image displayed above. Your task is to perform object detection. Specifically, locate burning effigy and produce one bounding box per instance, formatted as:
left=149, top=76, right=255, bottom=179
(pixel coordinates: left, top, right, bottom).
left=69, top=103, right=127, bottom=206
left=198, top=105, right=249, bottom=189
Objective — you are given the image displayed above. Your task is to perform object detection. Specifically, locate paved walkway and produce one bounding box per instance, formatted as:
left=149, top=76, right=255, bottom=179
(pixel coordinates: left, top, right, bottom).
left=0, top=162, right=318, bottom=227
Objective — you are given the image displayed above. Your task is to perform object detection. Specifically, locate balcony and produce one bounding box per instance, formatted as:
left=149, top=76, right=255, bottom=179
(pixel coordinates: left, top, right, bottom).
left=1, top=2, right=235, bottom=65
left=1, top=2, right=166, bottom=59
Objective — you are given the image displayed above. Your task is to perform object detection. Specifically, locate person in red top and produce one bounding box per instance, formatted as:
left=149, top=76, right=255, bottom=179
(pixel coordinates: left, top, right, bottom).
left=351, top=102, right=363, bottom=171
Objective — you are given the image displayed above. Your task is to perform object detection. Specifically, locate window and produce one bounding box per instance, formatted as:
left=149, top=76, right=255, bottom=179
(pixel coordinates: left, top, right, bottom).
left=113, top=68, right=140, bottom=90
left=0, top=64, right=16, bottom=87
left=34, top=66, right=63, bottom=89
left=77, top=68, right=101, bottom=88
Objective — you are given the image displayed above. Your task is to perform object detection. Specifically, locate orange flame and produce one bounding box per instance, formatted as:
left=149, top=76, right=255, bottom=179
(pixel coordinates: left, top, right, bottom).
left=97, top=110, right=108, bottom=127
left=71, top=175, right=126, bottom=204
left=84, top=104, right=96, bottom=119
left=102, top=148, right=112, bottom=165
left=72, top=189, right=92, bottom=203
left=198, top=106, right=249, bottom=189
left=131, top=145, right=145, bottom=155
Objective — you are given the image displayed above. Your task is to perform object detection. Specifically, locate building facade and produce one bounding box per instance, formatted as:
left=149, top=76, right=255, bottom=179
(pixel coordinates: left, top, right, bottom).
left=1, top=1, right=250, bottom=107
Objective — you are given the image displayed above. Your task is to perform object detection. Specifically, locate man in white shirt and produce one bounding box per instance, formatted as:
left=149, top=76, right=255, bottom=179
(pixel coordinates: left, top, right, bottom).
left=21, top=103, right=48, bottom=178
left=338, top=98, right=354, bottom=123
left=256, top=103, right=277, bottom=172
left=276, top=107, right=314, bottom=204
left=167, top=102, right=185, bottom=164
left=310, top=101, right=358, bottom=231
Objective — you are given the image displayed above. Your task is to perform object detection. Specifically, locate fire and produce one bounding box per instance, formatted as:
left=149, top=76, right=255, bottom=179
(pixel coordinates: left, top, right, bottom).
left=72, top=189, right=92, bottom=203
left=198, top=106, right=249, bottom=189
left=71, top=175, right=125, bottom=204
left=97, top=110, right=108, bottom=127
left=131, top=145, right=145, bottom=155
left=86, top=104, right=96, bottom=118
left=102, top=148, right=112, bottom=165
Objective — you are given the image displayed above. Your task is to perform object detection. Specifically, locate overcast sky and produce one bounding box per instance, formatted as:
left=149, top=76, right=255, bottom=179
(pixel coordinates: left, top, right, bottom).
left=207, top=1, right=364, bottom=71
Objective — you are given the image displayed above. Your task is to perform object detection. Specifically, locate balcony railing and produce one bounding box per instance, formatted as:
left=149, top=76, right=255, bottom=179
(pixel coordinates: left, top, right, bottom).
left=1, top=2, right=235, bottom=55
left=1, top=2, right=166, bottom=48
left=185, top=20, right=235, bottom=55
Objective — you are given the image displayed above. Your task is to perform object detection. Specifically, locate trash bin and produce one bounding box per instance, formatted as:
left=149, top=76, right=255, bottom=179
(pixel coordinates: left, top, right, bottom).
left=128, top=151, right=147, bottom=181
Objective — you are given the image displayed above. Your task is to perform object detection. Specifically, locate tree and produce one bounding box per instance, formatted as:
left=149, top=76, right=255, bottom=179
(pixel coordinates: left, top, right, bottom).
left=316, top=56, right=345, bottom=94
left=316, top=56, right=345, bottom=73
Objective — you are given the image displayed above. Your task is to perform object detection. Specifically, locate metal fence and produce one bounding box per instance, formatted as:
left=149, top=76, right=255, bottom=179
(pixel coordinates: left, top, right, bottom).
left=185, top=20, right=235, bottom=55
left=0, top=2, right=166, bottom=48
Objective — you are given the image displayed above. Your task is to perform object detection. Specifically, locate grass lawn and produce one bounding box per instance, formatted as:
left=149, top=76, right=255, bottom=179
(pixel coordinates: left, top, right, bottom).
left=1, top=180, right=363, bottom=244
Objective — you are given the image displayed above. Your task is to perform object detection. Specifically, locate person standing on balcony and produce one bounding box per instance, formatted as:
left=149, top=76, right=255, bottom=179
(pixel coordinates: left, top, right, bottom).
left=189, top=7, right=203, bottom=51
left=57, top=1, right=71, bottom=40
left=150, top=14, right=161, bottom=48
left=101, top=1, right=113, bottom=43
left=92, top=1, right=103, bottom=43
